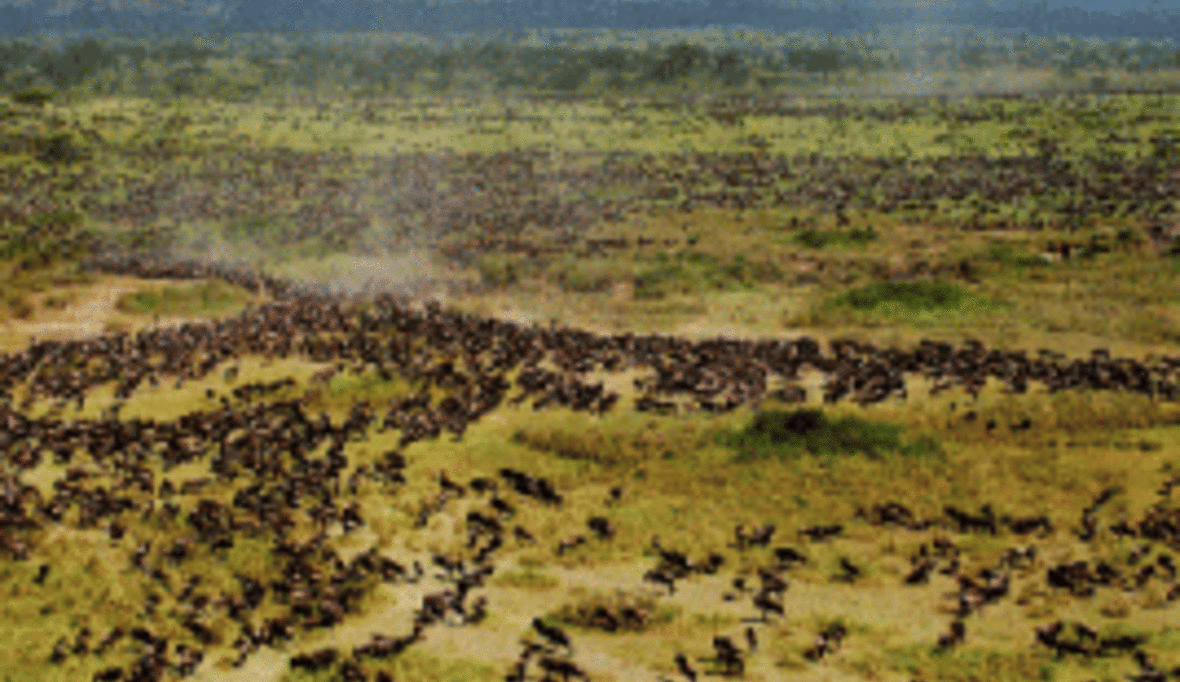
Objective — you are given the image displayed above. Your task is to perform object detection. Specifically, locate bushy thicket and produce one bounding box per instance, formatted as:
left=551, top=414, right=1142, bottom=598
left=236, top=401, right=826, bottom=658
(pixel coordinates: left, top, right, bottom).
left=4, top=29, right=1179, bottom=100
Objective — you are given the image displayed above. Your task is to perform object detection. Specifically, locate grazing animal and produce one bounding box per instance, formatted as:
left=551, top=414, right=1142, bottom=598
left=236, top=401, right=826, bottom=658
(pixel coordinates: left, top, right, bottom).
left=556, top=535, right=586, bottom=556
left=713, top=635, right=744, bottom=675
left=532, top=617, right=572, bottom=653
left=757, top=567, right=788, bottom=596
left=587, top=516, right=615, bottom=540
left=538, top=656, right=588, bottom=681
left=752, top=590, right=784, bottom=621
left=804, top=623, right=847, bottom=661
left=746, top=524, right=775, bottom=548
left=674, top=653, right=697, bottom=682
left=799, top=524, right=843, bottom=541
left=50, top=637, right=68, bottom=663
left=93, top=668, right=124, bottom=682
left=644, top=568, right=677, bottom=596
left=838, top=557, right=862, bottom=582
left=491, top=496, right=516, bottom=518
left=906, top=558, right=935, bottom=585
left=773, top=546, right=808, bottom=565
left=937, top=620, right=965, bottom=649
left=469, top=477, right=497, bottom=495
left=289, top=648, right=338, bottom=671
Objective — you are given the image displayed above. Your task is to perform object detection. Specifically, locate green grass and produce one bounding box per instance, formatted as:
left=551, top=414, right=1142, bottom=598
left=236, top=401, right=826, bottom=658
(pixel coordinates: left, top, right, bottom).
left=114, top=280, right=254, bottom=317
left=633, top=252, right=780, bottom=299
left=789, top=279, right=1011, bottom=327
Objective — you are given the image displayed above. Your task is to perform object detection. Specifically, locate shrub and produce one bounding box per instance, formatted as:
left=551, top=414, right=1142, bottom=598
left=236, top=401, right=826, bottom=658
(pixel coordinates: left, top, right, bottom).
left=837, top=281, right=970, bottom=312
left=716, top=408, right=941, bottom=463
left=11, top=86, right=55, bottom=107
left=35, top=132, right=90, bottom=164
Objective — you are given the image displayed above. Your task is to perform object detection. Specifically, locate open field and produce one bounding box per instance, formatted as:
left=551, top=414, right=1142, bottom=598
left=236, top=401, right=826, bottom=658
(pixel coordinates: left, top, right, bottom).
left=4, top=33, right=1180, bottom=682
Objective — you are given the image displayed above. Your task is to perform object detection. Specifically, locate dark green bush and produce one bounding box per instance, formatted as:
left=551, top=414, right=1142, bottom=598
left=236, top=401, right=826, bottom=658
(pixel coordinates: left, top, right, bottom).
left=717, top=408, right=940, bottom=463
left=11, top=85, right=56, bottom=107
left=35, top=131, right=89, bottom=164
left=836, top=281, right=971, bottom=312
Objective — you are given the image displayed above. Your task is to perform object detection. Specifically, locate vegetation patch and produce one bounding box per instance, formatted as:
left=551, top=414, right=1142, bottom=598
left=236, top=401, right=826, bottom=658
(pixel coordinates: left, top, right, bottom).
left=115, top=279, right=254, bottom=317
left=633, top=251, right=779, bottom=299
left=716, top=408, right=942, bottom=463
left=838, top=281, right=973, bottom=312
left=984, top=242, right=1053, bottom=269
left=793, top=279, right=1008, bottom=326
left=511, top=415, right=713, bottom=466
left=881, top=643, right=1057, bottom=682
left=795, top=225, right=879, bottom=249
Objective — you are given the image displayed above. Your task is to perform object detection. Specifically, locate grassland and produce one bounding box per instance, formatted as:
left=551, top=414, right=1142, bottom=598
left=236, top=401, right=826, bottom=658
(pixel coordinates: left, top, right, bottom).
left=2, top=31, right=1180, bottom=682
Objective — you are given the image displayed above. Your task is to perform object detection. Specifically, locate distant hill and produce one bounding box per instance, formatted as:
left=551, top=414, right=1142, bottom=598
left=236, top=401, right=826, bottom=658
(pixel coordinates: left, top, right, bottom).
left=0, top=0, right=1175, bottom=39
left=948, top=0, right=1179, bottom=40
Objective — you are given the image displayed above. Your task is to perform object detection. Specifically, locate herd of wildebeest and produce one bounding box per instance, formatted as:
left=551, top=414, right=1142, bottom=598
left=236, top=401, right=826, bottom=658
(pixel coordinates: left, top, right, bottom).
left=0, top=248, right=1175, bottom=681
left=4, top=90, right=1180, bottom=681
left=7, top=91, right=1180, bottom=278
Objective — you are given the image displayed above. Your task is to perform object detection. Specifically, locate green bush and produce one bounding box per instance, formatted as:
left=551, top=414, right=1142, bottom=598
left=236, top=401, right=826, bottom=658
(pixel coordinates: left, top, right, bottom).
left=717, top=408, right=940, bottom=463
left=11, top=85, right=56, bottom=107
left=35, top=131, right=90, bottom=164
left=836, top=281, right=970, bottom=312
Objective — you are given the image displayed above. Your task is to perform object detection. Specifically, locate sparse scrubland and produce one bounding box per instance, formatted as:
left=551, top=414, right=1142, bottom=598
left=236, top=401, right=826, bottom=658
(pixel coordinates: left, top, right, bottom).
left=3, top=25, right=1180, bottom=682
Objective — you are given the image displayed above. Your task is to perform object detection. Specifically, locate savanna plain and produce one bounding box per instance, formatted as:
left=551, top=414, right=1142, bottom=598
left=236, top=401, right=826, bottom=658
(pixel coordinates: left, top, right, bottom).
left=5, top=28, right=1180, bottom=682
